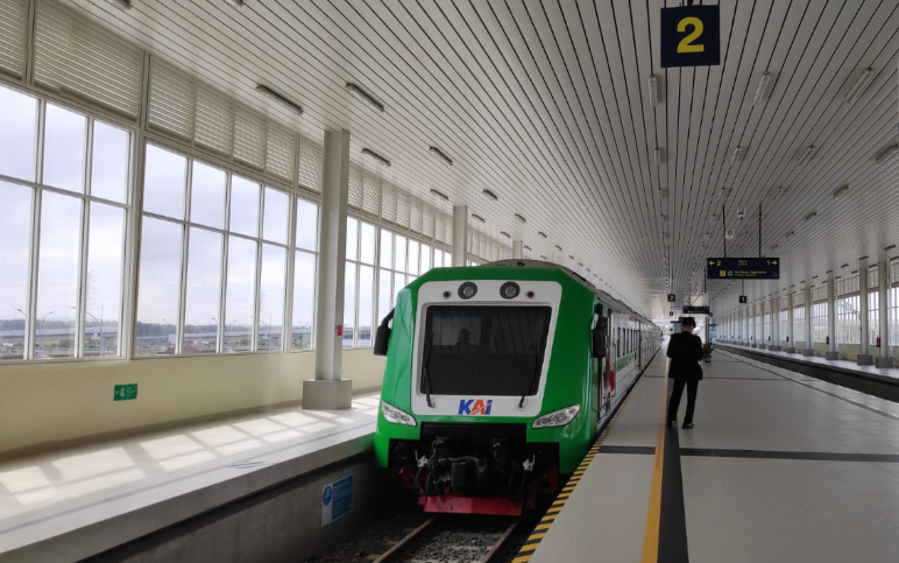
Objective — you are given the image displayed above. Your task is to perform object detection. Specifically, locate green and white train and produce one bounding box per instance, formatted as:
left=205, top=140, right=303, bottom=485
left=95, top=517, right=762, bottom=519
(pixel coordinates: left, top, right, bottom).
left=373, top=260, right=661, bottom=515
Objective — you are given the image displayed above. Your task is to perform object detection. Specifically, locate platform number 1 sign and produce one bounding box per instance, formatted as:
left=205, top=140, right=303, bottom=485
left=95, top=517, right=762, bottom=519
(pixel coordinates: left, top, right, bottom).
left=661, top=5, right=720, bottom=68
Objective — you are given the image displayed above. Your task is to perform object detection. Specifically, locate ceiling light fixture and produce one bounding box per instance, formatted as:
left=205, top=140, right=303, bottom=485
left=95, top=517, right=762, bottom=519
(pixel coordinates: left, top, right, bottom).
left=429, top=146, right=453, bottom=166
left=255, top=84, right=304, bottom=114
left=429, top=189, right=449, bottom=201
left=345, top=83, right=384, bottom=112
left=845, top=67, right=874, bottom=103
left=752, top=71, right=772, bottom=105
left=224, top=0, right=244, bottom=6
left=111, top=0, right=132, bottom=8
left=840, top=263, right=849, bottom=268
left=648, top=75, right=660, bottom=107
left=361, top=148, right=390, bottom=167
left=731, top=146, right=744, bottom=164
left=514, top=213, right=526, bottom=223
left=482, top=189, right=498, bottom=200
left=500, top=231, right=511, bottom=239
left=524, top=245, right=532, bottom=251
left=803, top=211, right=817, bottom=221
left=538, top=231, right=547, bottom=238
left=654, top=148, right=663, bottom=167
left=796, top=145, right=816, bottom=165
left=471, top=214, right=485, bottom=223
left=832, top=185, right=849, bottom=198
left=785, top=230, right=795, bottom=238
left=885, top=244, right=897, bottom=251
left=875, top=144, right=899, bottom=164
left=540, top=255, right=547, bottom=260
left=555, top=245, right=563, bottom=251
left=568, top=255, right=575, bottom=260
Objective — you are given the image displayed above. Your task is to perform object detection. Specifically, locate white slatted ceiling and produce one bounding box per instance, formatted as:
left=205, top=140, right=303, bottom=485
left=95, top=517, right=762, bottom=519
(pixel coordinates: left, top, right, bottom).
left=33, top=0, right=142, bottom=119
left=0, top=0, right=28, bottom=78
left=52, top=0, right=899, bottom=319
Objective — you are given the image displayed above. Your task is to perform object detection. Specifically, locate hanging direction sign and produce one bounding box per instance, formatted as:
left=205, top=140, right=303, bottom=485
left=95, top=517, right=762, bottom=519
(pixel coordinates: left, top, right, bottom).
left=707, top=258, right=780, bottom=280
left=661, top=5, right=721, bottom=68
left=683, top=305, right=711, bottom=315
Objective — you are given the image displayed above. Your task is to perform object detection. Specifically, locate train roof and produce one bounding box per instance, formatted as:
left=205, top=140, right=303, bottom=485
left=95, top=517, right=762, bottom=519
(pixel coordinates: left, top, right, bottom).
left=482, top=259, right=653, bottom=326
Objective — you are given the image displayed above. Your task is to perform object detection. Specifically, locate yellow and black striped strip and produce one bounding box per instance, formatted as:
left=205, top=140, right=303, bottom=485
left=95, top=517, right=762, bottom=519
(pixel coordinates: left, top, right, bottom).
left=511, top=357, right=656, bottom=563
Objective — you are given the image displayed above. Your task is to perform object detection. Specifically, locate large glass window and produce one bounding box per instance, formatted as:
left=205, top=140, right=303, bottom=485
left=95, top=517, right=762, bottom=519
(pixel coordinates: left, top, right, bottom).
left=0, top=85, right=130, bottom=361
left=812, top=301, right=828, bottom=344
left=137, top=143, right=317, bottom=356
left=836, top=294, right=860, bottom=345
left=793, top=307, right=806, bottom=344
left=779, top=309, right=788, bottom=343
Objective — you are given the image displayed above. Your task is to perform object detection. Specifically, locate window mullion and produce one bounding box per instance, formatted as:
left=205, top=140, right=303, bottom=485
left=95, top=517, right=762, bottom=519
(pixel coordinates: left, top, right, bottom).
left=217, top=173, right=231, bottom=354
left=122, top=124, right=143, bottom=360
left=252, top=239, right=262, bottom=352
left=74, top=118, right=95, bottom=358
left=175, top=160, right=192, bottom=355
left=283, top=194, right=297, bottom=351
left=24, top=98, right=48, bottom=360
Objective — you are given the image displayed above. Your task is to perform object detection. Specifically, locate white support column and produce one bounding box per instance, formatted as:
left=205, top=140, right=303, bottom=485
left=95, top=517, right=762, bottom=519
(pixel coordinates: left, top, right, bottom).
left=769, top=297, right=778, bottom=350
left=877, top=260, right=892, bottom=368
left=858, top=258, right=874, bottom=365
left=826, top=273, right=839, bottom=360
left=512, top=240, right=523, bottom=259
left=452, top=205, right=468, bottom=267
left=786, top=292, right=795, bottom=352
left=803, top=285, right=814, bottom=356
left=306, top=129, right=352, bottom=410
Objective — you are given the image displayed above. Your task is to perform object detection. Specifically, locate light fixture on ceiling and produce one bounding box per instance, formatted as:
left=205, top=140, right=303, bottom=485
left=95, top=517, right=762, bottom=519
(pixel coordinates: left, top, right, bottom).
left=874, top=144, right=899, bottom=164
left=111, top=0, right=132, bottom=8
left=514, top=213, right=526, bottom=223
left=429, top=146, right=453, bottom=166
left=653, top=148, right=663, bottom=167
left=555, top=245, right=563, bottom=251
left=224, top=0, right=244, bottom=6
left=429, top=189, right=449, bottom=201
left=885, top=244, right=897, bottom=251
left=471, top=214, right=485, bottom=223
left=482, top=189, right=498, bottom=201
left=796, top=145, right=816, bottom=165
left=785, top=230, right=795, bottom=238
left=845, top=67, right=874, bottom=103
left=731, top=146, right=744, bottom=164
left=771, top=244, right=779, bottom=250
left=540, top=255, right=547, bottom=260
left=752, top=71, right=772, bottom=105
left=568, top=255, right=575, bottom=260
left=361, top=148, right=390, bottom=167
left=255, top=84, right=304, bottom=114
left=345, top=83, right=385, bottom=112
left=832, top=184, right=849, bottom=198
left=578, top=262, right=584, bottom=267
left=840, top=263, right=849, bottom=269
left=803, top=211, right=817, bottom=222
left=538, top=231, right=547, bottom=238
left=524, top=245, right=532, bottom=251
left=648, top=75, right=660, bottom=107
left=500, top=231, right=511, bottom=239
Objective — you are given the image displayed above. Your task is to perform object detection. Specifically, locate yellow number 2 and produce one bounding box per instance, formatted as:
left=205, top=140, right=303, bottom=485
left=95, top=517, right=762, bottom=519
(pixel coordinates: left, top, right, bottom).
left=677, top=17, right=704, bottom=53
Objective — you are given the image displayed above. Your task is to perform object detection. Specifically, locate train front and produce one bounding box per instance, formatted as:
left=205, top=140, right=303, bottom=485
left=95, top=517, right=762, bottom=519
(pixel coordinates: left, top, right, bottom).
left=374, top=267, right=595, bottom=515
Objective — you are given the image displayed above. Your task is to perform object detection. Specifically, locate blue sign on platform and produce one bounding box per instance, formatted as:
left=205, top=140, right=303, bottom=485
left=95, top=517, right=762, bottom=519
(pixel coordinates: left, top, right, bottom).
left=321, top=475, right=353, bottom=526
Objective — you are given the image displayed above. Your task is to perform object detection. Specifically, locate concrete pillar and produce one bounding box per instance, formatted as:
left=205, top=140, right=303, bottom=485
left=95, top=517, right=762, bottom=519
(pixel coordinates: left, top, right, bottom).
left=512, top=240, right=524, bottom=259
left=305, top=129, right=353, bottom=409
left=858, top=258, right=874, bottom=365
left=826, top=273, right=839, bottom=360
left=770, top=297, right=779, bottom=350
left=452, top=205, right=468, bottom=267
left=877, top=260, right=893, bottom=368
left=786, top=292, right=795, bottom=352
left=803, top=285, right=814, bottom=356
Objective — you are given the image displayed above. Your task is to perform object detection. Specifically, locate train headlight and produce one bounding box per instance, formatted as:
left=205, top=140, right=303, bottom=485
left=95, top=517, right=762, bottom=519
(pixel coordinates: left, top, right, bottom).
left=380, top=401, right=417, bottom=426
left=500, top=282, right=520, bottom=299
left=458, top=282, right=478, bottom=299
left=532, top=405, right=581, bottom=429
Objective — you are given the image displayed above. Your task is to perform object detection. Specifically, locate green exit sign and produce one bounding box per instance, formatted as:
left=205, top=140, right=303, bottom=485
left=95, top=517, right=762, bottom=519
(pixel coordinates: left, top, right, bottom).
left=114, top=384, right=138, bottom=401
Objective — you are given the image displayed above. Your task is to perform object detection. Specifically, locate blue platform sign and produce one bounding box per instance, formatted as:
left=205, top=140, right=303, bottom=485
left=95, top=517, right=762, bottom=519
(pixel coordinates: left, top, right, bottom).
left=321, top=475, right=353, bottom=526
left=661, top=5, right=720, bottom=68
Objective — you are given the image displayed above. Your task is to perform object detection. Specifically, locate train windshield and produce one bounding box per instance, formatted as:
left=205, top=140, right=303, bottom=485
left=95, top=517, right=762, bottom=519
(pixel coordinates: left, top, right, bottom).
left=419, top=305, right=552, bottom=396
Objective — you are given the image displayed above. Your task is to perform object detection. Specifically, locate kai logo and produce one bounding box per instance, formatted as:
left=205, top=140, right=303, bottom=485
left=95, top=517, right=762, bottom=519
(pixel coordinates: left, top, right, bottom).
left=458, top=399, right=493, bottom=416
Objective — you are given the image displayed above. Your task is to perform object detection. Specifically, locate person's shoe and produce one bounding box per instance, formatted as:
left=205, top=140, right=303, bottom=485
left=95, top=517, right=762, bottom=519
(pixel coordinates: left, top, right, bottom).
left=682, top=423, right=694, bottom=429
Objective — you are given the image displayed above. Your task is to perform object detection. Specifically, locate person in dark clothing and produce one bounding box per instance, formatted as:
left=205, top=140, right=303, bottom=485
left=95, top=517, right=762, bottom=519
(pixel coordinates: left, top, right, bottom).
left=667, top=317, right=704, bottom=429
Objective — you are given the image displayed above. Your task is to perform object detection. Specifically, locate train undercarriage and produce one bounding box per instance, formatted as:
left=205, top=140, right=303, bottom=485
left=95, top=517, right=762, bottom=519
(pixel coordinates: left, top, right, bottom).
left=388, top=423, right=560, bottom=515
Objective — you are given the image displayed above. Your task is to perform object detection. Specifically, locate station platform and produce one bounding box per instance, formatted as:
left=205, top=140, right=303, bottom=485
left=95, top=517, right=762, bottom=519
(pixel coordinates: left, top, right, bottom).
left=527, top=348, right=899, bottom=563
left=0, top=395, right=380, bottom=563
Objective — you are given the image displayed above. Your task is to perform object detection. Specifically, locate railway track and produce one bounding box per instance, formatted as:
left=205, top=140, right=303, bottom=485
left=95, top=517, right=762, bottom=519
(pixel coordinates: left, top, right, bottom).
left=372, top=515, right=519, bottom=563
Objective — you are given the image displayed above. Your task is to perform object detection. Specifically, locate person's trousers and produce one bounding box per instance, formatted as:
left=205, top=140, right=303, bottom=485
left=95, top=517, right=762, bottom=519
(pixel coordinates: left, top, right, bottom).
left=667, top=378, right=699, bottom=424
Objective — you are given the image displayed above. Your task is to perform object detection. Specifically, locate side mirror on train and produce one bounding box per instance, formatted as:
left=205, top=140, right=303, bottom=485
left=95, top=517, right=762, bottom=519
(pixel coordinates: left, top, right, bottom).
left=592, top=315, right=608, bottom=359
left=373, top=309, right=395, bottom=356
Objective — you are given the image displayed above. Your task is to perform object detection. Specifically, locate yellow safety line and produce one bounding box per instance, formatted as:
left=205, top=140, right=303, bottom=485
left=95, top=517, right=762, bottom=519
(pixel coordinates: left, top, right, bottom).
left=640, top=370, right=669, bottom=563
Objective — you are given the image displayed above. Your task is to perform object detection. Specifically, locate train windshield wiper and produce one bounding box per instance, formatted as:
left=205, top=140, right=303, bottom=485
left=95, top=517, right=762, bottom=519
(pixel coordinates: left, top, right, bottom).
left=518, top=360, right=543, bottom=410
left=421, top=332, right=434, bottom=407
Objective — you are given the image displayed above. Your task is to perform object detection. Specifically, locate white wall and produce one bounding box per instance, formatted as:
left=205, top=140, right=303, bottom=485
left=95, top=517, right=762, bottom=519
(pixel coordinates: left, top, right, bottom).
left=0, top=350, right=385, bottom=457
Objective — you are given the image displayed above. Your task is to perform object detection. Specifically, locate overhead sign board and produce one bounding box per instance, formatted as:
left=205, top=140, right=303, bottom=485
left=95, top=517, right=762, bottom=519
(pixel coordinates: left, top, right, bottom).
left=706, top=257, right=780, bottom=280
left=683, top=305, right=711, bottom=315
left=667, top=293, right=676, bottom=303
left=661, top=5, right=720, bottom=68
left=739, top=295, right=748, bottom=304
